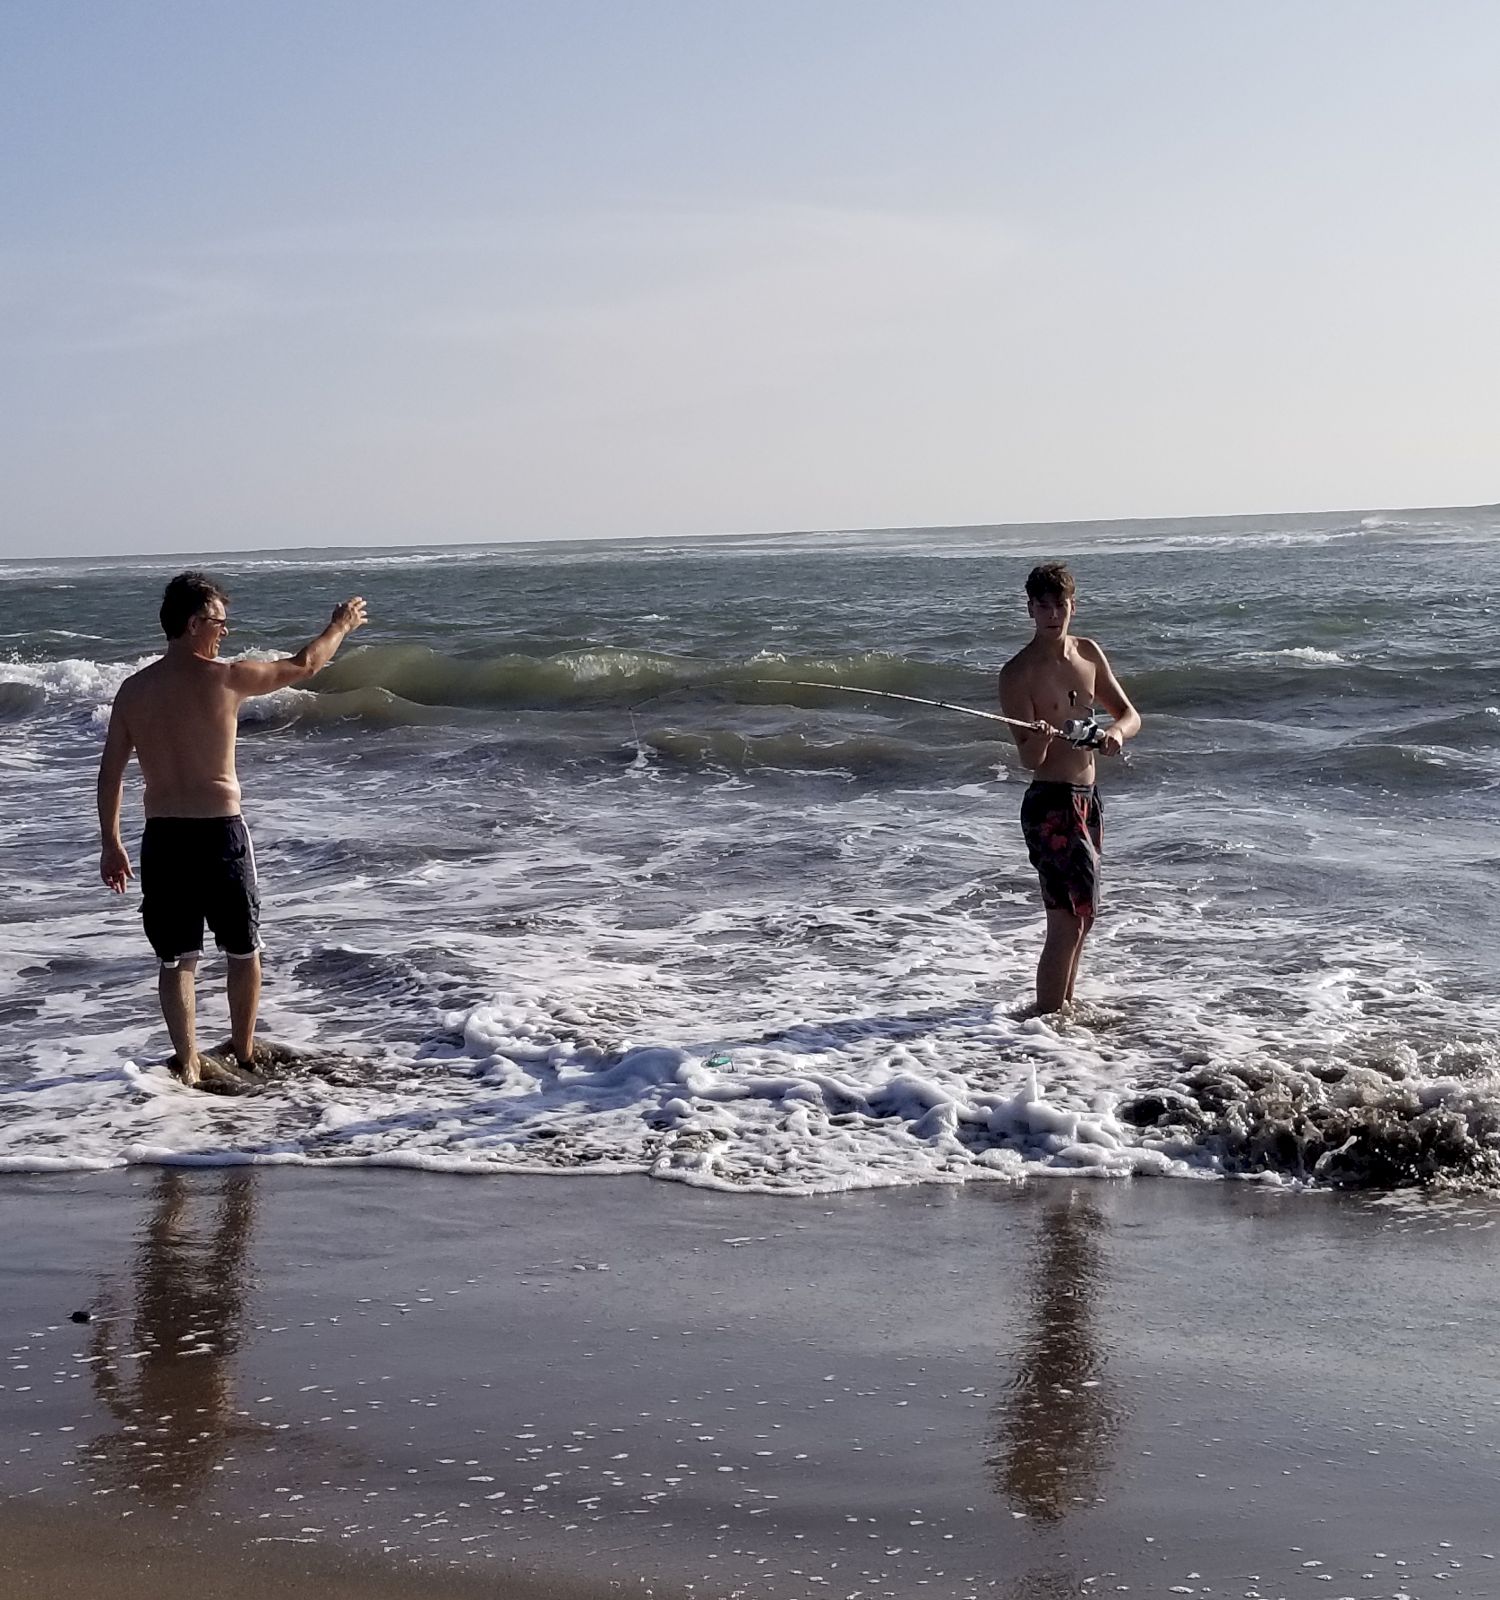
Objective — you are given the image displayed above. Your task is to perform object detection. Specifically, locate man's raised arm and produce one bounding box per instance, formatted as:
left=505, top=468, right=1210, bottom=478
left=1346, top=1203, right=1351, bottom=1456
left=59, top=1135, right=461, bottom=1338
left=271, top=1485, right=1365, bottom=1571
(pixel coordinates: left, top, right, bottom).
left=226, top=598, right=368, bottom=699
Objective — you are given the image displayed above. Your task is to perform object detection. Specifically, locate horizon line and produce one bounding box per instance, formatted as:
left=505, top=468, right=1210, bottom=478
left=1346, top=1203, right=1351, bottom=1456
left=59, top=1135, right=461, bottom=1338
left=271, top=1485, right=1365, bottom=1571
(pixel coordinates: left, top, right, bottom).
left=3, top=495, right=1495, bottom=567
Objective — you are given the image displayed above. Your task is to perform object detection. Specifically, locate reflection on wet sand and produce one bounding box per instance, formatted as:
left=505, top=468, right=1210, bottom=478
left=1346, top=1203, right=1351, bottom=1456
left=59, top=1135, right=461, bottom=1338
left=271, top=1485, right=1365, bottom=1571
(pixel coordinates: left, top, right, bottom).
left=82, top=1169, right=256, bottom=1503
left=989, top=1190, right=1122, bottom=1524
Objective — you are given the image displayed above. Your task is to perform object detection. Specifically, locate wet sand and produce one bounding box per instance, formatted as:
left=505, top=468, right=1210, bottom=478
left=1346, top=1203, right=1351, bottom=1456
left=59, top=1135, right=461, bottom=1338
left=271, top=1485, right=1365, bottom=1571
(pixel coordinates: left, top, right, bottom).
left=0, top=1497, right=644, bottom=1599
left=3, top=1169, right=1499, bottom=1599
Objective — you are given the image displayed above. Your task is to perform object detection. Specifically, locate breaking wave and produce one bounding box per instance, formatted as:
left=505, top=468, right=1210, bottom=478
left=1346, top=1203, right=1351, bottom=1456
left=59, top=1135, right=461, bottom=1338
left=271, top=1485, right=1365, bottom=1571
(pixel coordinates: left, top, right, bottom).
left=309, top=645, right=966, bottom=710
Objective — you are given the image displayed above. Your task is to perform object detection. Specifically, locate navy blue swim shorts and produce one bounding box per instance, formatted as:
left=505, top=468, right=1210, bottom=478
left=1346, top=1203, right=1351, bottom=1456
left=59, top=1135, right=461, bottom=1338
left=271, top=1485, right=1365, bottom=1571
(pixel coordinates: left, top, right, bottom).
left=140, top=816, right=261, bottom=966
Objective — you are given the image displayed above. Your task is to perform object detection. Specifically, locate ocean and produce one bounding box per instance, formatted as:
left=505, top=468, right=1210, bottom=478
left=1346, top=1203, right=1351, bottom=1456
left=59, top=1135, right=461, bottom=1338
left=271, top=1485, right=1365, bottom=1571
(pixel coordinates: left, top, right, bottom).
left=3, top=505, right=1500, bottom=1192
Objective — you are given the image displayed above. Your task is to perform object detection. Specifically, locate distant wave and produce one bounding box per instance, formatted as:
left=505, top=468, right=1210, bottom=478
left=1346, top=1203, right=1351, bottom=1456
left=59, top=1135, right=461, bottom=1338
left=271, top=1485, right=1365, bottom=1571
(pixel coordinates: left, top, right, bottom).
left=1126, top=653, right=1498, bottom=721
left=310, top=645, right=969, bottom=710
left=239, top=684, right=461, bottom=730
left=1266, top=646, right=1346, bottom=665
left=1297, top=742, right=1491, bottom=790
left=7, top=643, right=1494, bottom=751
left=631, top=726, right=1003, bottom=781
left=0, top=680, right=47, bottom=719
left=0, top=654, right=144, bottom=724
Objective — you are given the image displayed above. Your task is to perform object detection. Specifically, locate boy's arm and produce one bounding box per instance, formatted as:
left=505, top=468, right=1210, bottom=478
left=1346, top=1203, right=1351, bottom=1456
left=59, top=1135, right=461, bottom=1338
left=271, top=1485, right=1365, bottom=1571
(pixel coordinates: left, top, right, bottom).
left=1082, top=640, right=1141, bottom=755
left=98, top=701, right=135, bottom=892
left=225, top=598, right=367, bottom=699
left=999, top=665, right=1059, bottom=771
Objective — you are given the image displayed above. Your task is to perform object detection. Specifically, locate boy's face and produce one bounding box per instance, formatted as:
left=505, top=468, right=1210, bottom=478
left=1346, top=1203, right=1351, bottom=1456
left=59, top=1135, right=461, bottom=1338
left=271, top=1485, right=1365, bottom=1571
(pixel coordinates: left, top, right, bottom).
left=1027, top=591, right=1074, bottom=638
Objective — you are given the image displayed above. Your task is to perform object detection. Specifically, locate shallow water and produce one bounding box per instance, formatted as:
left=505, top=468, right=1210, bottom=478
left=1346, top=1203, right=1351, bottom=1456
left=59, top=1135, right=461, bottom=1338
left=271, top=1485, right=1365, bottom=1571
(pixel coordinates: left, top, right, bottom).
left=3, top=506, right=1499, bottom=1190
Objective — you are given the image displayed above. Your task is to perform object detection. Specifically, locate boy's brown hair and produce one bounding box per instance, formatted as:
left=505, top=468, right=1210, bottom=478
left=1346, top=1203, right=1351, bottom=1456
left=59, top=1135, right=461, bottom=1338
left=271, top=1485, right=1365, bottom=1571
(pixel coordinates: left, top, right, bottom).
left=1024, top=562, right=1075, bottom=604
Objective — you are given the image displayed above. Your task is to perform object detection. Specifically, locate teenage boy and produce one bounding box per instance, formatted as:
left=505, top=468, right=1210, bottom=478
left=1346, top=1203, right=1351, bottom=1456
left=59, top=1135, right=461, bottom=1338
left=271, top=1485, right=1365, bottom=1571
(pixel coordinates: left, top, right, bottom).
left=999, top=563, right=1140, bottom=1013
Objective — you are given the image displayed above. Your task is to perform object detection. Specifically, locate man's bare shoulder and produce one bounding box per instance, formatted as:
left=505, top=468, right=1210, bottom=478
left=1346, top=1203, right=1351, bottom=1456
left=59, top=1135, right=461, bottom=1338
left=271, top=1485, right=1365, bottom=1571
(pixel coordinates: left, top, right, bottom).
left=117, top=656, right=232, bottom=703
left=1074, top=637, right=1114, bottom=666
left=113, top=660, right=161, bottom=702
left=999, top=641, right=1039, bottom=680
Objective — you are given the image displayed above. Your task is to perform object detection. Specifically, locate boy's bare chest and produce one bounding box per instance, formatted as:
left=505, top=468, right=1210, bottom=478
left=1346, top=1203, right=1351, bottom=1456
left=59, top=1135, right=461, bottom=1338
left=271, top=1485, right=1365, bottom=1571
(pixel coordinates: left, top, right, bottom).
left=1028, top=655, right=1096, bottom=721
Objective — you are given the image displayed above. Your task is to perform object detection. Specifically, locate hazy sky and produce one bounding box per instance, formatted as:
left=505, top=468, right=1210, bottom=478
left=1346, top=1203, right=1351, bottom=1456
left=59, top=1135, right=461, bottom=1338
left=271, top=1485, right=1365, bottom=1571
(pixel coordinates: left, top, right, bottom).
left=3, top=1, right=1497, bottom=556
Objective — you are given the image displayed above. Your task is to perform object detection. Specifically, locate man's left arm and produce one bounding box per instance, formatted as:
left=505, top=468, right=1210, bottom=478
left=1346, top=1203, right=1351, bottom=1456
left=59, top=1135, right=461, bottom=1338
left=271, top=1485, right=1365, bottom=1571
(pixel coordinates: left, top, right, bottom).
left=97, top=703, right=135, bottom=892
left=1083, top=640, right=1141, bottom=757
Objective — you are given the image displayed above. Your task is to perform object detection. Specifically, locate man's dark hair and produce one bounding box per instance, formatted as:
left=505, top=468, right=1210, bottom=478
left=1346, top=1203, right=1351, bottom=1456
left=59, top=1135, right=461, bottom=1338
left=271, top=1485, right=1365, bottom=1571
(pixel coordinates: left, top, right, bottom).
left=1024, top=562, right=1076, bottom=604
left=160, top=572, right=229, bottom=639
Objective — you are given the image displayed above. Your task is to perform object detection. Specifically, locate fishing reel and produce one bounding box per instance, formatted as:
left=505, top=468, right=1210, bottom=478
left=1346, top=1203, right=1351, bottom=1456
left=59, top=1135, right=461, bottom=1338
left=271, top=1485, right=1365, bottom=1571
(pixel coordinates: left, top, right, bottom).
left=1060, top=716, right=1130, bottom=762
left=1062, top=716, right=1108, bottom=749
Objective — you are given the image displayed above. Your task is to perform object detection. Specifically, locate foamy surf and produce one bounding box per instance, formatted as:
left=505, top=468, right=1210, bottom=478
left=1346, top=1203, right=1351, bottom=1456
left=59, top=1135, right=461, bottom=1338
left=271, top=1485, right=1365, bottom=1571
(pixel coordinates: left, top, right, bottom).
left=3, top=897, right=1498, bottom=1193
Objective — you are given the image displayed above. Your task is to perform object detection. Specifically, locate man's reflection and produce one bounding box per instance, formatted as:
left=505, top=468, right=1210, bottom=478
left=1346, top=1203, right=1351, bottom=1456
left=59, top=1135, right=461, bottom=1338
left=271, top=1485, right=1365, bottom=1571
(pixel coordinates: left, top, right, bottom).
left=83, top=1167, right=255, bottom=1502
left=989, top=1188, right=1121, bottom=1523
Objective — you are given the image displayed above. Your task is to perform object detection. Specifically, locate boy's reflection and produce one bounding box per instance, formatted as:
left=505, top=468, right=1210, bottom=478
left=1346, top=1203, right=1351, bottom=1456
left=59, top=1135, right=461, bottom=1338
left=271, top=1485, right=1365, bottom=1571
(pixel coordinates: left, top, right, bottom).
left=83, top=1168, right=255, bottom=1502
left=989, top=1190, right=1121, bottom=1522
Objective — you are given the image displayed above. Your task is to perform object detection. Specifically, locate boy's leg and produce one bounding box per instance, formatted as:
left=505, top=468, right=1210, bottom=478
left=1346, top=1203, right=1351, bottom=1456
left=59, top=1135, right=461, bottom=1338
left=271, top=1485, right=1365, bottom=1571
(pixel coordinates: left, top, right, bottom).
left=159, top=959, right=201, bottom=1084
left=1063, top=915, right=1094, bottom=1003
left=227, top=952, right=261, bottom=1064
left=1037, top=909, right=1086, bottom=1014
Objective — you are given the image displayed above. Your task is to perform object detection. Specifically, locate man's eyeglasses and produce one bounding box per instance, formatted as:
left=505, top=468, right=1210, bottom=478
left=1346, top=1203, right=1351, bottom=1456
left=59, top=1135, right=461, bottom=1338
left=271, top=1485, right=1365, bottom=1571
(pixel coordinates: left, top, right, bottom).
left=195, top=613, right=230, bottom=633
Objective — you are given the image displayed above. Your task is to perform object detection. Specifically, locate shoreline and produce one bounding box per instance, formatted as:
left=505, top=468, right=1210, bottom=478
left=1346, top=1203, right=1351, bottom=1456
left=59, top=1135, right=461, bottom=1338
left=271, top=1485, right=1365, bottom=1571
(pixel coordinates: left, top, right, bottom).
left=4, top=1168, right=1499, bottom=1598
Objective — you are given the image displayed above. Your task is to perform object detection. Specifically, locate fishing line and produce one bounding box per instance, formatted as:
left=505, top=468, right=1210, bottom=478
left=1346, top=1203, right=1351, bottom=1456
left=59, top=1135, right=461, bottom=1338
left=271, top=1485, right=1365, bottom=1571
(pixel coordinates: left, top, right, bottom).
left=626, top=677, right=1127, bottom=786
left=755, top=679, right=1126, bottom=756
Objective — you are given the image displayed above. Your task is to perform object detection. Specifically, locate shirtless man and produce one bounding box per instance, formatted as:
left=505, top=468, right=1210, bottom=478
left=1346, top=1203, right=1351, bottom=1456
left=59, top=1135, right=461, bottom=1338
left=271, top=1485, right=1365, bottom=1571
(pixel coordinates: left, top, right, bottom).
left=98, top=573, right=367, bottom=1085
left=999, top=563, right=1140, bottom=1014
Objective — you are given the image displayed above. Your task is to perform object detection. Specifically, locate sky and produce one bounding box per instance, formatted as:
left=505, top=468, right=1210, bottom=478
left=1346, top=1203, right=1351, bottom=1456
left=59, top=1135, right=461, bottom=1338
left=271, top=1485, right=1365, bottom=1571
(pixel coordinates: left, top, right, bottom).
left=2, top=0, right=1498, bottom=557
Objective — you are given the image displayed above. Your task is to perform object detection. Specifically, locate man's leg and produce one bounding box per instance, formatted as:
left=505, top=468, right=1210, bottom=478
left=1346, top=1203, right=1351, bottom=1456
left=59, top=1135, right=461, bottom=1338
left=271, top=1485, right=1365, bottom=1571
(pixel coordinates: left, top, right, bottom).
left=159, top=959, right=200, bottom=1085
left=227, top=952, right=261, bottom=1064
left=1036, top=909, right=1086, bottom=1014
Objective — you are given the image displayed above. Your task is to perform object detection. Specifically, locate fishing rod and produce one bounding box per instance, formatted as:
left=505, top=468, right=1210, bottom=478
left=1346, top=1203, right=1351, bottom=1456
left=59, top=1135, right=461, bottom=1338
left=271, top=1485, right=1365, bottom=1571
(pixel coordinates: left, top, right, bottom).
left=624, top=678, right=1122, bottom=763
left=755, top=679, right=1115, bottom=751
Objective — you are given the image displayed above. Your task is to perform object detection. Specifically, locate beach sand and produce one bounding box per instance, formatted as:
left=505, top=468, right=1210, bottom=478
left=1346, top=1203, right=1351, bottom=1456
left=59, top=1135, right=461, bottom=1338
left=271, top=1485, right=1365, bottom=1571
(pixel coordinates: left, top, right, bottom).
left=3, top=1169, right=1498, bottom=1599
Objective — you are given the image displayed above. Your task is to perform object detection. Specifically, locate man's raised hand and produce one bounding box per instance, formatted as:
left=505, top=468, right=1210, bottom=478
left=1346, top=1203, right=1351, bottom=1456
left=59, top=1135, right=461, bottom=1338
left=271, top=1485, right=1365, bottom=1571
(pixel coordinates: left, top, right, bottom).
left=333, top=597, right=368, bottom=634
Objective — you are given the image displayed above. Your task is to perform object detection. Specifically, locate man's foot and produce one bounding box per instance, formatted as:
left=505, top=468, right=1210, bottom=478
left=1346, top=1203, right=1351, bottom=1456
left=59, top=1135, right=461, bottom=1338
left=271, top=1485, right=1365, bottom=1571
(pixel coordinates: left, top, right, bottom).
left=218, top=1038, right=268, bottom=1076
left=167, top=1052, right=202, bottom=1087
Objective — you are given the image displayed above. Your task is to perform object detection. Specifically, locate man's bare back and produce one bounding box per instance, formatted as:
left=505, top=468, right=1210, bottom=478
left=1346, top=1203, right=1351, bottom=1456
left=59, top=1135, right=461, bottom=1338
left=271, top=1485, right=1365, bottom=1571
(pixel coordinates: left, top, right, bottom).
left=112, top=655, right=246, bottom=819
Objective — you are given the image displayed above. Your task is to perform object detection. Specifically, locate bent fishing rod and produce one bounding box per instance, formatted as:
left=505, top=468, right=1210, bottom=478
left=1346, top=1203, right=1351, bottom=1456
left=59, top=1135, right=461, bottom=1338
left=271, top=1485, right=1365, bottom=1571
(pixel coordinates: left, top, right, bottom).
left=753, top=679, right=1114, bottom=750
left=625, top=678, right=1122, bottom=759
